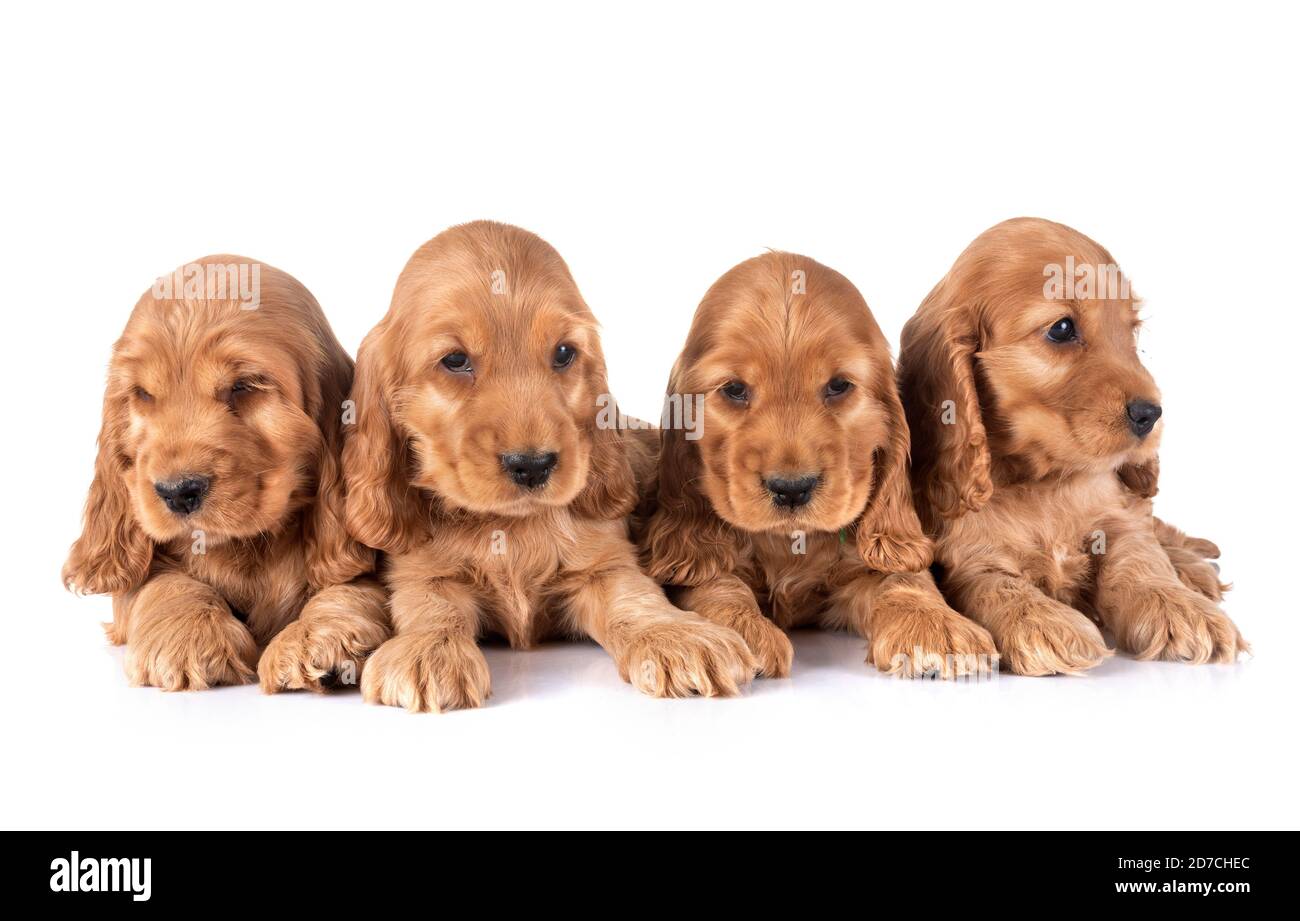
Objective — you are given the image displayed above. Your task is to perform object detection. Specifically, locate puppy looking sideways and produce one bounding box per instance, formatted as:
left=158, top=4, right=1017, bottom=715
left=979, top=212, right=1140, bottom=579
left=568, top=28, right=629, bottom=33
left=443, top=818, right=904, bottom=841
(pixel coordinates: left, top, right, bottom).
left=640, top=253, right=997, bottom=678
left=898, top=218, right=1246, bottom=675
left=63, top=258, right=389, bottom=691
left=342, top=222, right=755, bottom=712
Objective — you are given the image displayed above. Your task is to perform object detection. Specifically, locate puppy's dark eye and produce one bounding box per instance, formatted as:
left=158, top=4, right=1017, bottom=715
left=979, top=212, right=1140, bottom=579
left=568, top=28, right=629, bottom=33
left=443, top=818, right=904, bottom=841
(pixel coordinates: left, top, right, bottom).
left=441, top=352, right=473, bottom=373
left=1046, top=317, right=1078, bottom=343
left=132, top=386, right=153, bottom=403
left=825, top=377, right=853, bottom=398
left=552, top=343, right=577, bottom=370
left=230, top=379, right=253, bottom=394
left=720, top=381, right=749, bottom=403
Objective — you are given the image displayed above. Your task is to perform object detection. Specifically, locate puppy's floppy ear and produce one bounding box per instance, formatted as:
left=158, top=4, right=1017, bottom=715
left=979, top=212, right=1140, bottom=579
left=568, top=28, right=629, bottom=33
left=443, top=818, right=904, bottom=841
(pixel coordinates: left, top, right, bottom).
left=640, top=366, right=743, bottom=585
left=570, top=356, right=638, bottom=519
left=342, top=324, right=424, bottom=554
left=855, top=373, right=933, bottom=573
left=302, top=349, right=376, bottom=590
left=62, top=386, right=153, bottom=595
left=897, top=285, right=993, bottom=523
left=1118, top=455, right=1159, bottom=498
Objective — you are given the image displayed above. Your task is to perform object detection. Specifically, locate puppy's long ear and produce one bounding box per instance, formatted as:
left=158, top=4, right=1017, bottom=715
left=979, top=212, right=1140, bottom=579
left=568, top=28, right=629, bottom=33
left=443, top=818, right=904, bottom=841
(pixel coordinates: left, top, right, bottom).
left=1118, top=455, right=1159, bottom=498
left=855, top=373, right=933, bottom=573
left=342, top=325, right=424, bottom=554
left=303, top=348, right=376, bottom=590
left=571, top=356, right=637, bottom=520
left=640, top=367, right=742, bottom=585
left=897, top=286, right=993, bottom=523
left=62, top=388, right=153, bottom=595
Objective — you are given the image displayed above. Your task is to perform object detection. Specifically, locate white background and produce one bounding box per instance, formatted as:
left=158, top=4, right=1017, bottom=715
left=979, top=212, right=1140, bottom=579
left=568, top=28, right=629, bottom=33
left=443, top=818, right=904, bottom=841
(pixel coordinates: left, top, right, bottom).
left=2, top=1, right=1297, bottom=830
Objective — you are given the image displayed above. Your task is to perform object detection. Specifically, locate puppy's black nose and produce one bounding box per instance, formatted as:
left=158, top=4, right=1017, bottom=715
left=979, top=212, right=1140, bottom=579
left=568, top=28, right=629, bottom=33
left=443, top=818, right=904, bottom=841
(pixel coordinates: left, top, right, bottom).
left=500, top=452, right=558, bottom=490
left=765, top=475, right=819, bottom=509
left=1126, top=400, right=1162, bottom=437
left=154, top=476, right=210, bottom=514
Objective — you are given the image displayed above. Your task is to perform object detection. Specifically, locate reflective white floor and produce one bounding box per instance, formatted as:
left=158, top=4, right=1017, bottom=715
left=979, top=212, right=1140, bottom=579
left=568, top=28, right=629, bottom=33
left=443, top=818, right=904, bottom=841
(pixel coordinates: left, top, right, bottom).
left=6, top=586, right=1292, bottom=830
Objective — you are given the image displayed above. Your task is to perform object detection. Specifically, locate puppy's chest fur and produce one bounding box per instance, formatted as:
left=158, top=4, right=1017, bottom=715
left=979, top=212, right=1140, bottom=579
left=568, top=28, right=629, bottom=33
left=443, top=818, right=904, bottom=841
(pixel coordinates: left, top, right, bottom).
left=416, top=510, right=630, bottom=648
left=157, top=527, right=308, bottom=643
left=744, top=530, right=861, bottom=629
left=939, top=473, right=1138, bottom=604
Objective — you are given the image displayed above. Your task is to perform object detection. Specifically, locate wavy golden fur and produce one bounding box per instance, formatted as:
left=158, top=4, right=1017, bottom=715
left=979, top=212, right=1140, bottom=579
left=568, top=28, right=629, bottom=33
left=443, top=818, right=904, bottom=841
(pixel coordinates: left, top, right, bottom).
left=63, top=257, right=388, bottom=691
left=898, top=218, right=1246, bottom=674
left=641, top=253, right=997, bottom=678
left=342, top=222, right=754, bottom=712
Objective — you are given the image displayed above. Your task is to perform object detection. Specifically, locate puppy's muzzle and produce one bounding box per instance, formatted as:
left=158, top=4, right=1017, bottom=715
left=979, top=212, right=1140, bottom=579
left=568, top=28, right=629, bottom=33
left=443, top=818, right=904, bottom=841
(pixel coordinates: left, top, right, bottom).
left=500, top=451, right=558, bottom=490
left=1126, top=400, right=1162, bottom=438
left=154, top=475, right=210, bottom=515
left=765, top=474, right=819, bottom=509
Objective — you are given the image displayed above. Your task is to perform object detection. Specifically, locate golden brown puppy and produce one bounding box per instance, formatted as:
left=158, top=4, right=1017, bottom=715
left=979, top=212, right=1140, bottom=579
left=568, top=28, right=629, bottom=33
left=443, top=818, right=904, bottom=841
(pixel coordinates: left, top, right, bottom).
left=898, top=218, right=1246, bottom=675
left=640, top=253, right=997, bottom=678
left=63, top=257, right=389, bottom=691
left=342, top=221, right=755, bottom=712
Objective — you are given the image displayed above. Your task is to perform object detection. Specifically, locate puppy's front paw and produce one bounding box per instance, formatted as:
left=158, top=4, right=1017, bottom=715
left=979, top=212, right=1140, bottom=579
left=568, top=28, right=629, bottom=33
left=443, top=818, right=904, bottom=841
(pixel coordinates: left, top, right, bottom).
left=868, top=605, right=998, bottom=679
left=125, top=605, right=257, bottom=691
left=707, top=608, right=792, bottom=678
left=996, top=604, right=1111, bottom=676
left=1117, top=588, right=1246, bottom=664
left=1155, top=519, right=1228, bottom=601
left=737, top=616, right=794, bottom=678
left=258, top=611, right=390, bottom=694
left=619, top=618, right=756, bottom=698
left=360, top=631, right=490, bottom=713
left=1169, top=553, right=1229, bottom=602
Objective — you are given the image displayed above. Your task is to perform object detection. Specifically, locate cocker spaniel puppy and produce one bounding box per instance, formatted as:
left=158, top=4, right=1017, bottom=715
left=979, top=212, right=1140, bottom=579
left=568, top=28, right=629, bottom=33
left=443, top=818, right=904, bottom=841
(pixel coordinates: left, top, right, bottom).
left=898, top=218, right=1246, bottom=675
left=342, top=221, right=755, bottom=712
left=640, top=253, right=997, bottom=678
left=63, top=257, right=388, bottom=691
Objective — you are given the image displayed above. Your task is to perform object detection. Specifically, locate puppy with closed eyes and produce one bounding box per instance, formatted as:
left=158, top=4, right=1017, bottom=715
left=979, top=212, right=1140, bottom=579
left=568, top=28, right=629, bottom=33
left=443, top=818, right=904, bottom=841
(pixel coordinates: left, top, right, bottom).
left=640, top=253, right=997, bottom=678
left=898, top=217, right=1246, bottom=675
left=342, top=221, right=755, bottom=712
left=63, top=257, right=389, bottom=691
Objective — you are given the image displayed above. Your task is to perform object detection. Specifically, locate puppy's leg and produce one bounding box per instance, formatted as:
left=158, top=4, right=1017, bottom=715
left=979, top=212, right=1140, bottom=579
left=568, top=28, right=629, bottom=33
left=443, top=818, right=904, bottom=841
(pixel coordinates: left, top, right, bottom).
left=828, top=570, right=997, bottom=679
left=1096, top=518, right=1246, bottom=664
left=675, top=576, right=792, bottom=678
left=565, top=564, right=755, bottom=698
left=119, top=572, right=257, bottom=690
left=1154, top=517, right=1229, bottom=601
left=259, top=578, right=390, bottom=693
left=359, top=576, right=489, bottom=713
left=944, top=570, right=1110, bottom=676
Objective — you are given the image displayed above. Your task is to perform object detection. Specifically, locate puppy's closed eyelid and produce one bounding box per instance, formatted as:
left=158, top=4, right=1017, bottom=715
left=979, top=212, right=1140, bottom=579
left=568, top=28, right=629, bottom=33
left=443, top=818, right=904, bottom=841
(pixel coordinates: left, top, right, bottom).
left=222, top=375, right=272, bottom=396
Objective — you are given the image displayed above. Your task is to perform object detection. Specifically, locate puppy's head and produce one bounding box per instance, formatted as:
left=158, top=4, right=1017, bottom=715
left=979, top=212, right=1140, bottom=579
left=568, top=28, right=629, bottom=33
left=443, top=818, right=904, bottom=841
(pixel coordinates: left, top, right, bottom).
left=343, top=222, right=635, bottom=552
left=643, top=253, right=931, bottom=584
left=899, top=217, right=1162, bottom=524
left=64, top=257, right=372, bottom=595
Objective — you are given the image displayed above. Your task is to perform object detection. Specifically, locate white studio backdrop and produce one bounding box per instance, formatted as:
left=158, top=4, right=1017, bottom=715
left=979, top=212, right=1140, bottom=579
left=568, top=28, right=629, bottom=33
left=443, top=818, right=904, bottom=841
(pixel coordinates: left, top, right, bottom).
left=1, top=1, right=1297, bottom=829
